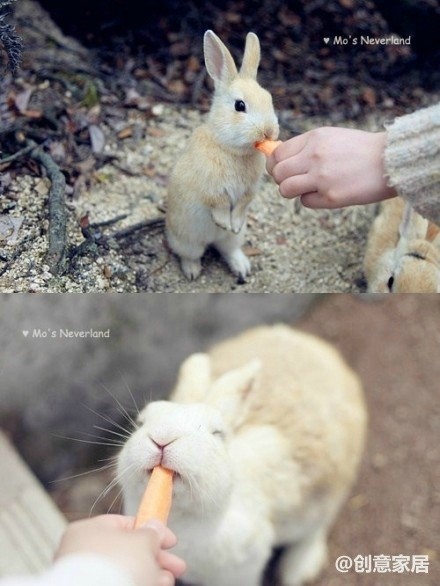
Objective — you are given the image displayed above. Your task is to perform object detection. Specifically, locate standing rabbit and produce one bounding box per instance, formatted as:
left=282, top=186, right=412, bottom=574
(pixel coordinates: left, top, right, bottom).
left=363, top=197, right=440, bottom=292
left=118, top=325, right=367, bottom=586
left=165, top=30, right=279, bottom=281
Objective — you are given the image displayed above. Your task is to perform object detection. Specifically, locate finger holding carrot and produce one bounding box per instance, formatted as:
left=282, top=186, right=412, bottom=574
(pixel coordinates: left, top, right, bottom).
left=265, top=127, right=397, bottom=208
left=55, top=514, right=186, bottom=586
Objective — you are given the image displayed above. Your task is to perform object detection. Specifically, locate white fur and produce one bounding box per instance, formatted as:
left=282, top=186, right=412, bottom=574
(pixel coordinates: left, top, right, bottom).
left=118, top=325, right=367, bottom=586
left=165, top=30, right=279, bottom=281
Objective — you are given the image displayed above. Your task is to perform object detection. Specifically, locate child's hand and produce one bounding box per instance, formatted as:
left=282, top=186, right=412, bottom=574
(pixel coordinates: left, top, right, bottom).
left=266, top=127, right=396, bottom=208
left=55, top=515, right=186, bottom=586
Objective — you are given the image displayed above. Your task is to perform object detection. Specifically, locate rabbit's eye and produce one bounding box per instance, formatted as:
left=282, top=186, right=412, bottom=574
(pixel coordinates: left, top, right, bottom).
left=387, top=276, right=394, bottom=291
left=234, top=100, right=246, bottom=113
left=213, top=430, right=225, bottom=439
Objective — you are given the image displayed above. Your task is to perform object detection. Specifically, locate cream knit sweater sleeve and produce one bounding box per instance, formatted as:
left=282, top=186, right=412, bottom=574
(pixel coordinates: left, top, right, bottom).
left=384, top=102, right=440, bottom=225
left=0, top=554, right=137, bottom=586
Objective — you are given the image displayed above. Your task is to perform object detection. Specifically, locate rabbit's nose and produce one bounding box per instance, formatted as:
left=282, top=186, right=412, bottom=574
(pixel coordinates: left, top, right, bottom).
left=150, top=436, right=177, bottom=449
left=263, top=129, right=278, bottom=141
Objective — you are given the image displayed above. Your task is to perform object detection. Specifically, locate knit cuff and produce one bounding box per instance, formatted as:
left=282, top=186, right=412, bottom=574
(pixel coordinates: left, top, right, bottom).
left=0, top=555, right=137, bottom=586
left=384, top=103, right=440, bottom=224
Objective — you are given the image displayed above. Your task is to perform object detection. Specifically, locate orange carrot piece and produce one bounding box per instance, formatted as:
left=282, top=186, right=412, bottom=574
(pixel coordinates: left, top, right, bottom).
left=134, top=465, right=174, bottom=528
left=254, top=139, right=282, bottom=156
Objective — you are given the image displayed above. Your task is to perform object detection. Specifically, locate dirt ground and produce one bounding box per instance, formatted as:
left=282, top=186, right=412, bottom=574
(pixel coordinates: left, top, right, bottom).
left=297, top=295, right=439, bottom=586
left=0, top=0, right=438, bottom=292
left=21, top=294, right=435, bottom=586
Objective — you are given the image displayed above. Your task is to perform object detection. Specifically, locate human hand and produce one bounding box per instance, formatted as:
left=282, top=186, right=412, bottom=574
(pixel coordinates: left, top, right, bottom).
left=266, top=127, right=397, bottom=208
left=55, top=515, right=186, bottom=586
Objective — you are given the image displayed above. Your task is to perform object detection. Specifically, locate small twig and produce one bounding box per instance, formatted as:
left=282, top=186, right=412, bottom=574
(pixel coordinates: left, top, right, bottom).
left=23, top=139, right=67, bottom=275
left=149, top=247, right=171, bottom=276
left=89, top=213, right=129, bottom=229
left=0, top=143, right=34, bottom=165
left=26, top=23, right=88, bottom=57
left=111, top=217, right=165, bottom=240
left=110, top=161, right=139, bottom=177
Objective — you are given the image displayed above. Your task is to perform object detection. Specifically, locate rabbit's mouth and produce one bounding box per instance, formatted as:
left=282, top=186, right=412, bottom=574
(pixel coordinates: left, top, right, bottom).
left=145, top=466, right=182, bottom=482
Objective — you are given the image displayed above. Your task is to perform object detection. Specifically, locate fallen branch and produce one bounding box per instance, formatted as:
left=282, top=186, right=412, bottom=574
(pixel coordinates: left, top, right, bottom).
left=111, top=217, right=165, bottom=240
left=0, top=143, right=35, bottom=166
left=68, top=216, right=164, bottom=268
left=23, top=138, right=67, bottom=274
left=89, top=213, right=129, bottom=229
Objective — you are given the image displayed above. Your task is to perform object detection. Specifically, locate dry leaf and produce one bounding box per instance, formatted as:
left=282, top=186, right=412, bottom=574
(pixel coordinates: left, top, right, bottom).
left=242, top=245, right=262, bottom=257
left=79, top=214, right=90, bottom=229
left=167, top=80, right=187, bottom=96
left=276, top=235, right=287, bottom=245
left=49, top=141, right=67, bottom=163
left=143, top=164, right=157, bottom=177
left=225, top=12, right=241, bottom=24
left=34, top=179, right=49, bottom=196
left=187, top=56, right=201, bottom=72
left=0, top=215, right=23, bottom=244
left=103, top=265, right=113, bottom=278
left=361, top=87, right=377, bottom=107
left=278, top=7, right=300, bottom=27
left=0, top=216, right=14, bottom=241
left=148, top=127, right=165, bottom=138
left=23, top=109, right=43, bottom=119
left=89, top=124, right=106, bottom=153
left=339, top=0, right=354, bottom=8
left=272, top=49, right=288, bottom=63
left=117, top=127, right=133, bottom=139
left=170, top=41, right=190, bottom=57
left=124, top=88, right=142, bottom=106
left=75, top=156, right=96, bottom=174
left=14, top=88, right=33, bottom=113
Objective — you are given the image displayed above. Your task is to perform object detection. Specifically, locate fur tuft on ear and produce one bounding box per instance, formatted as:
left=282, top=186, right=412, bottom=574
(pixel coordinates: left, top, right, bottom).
left=204, top=29, right=238, bottom=87
left=239, top=32, right=260, bottom=79
left=207, top=359, right=261, bottom=429
left=398, top=202, right=429, bottom=244
left=170, top=353, right=212, bottom=403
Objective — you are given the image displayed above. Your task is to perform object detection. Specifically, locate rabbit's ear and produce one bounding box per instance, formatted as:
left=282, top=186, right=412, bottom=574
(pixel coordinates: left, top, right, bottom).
left=426, top=221, right=440, bottom=244
left=398, top=202, right=428, bottom=243
left=170, top=353, right=211, bottom=403
left=239, top=32, right=260, bottom=79
left=204, top=30, right=238, bottom=86
left=207, top=359, right=261, bottom=429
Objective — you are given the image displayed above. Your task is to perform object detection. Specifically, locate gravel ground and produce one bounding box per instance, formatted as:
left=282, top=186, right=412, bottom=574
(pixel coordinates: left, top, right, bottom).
left=1, top=106, right=382, bottom=293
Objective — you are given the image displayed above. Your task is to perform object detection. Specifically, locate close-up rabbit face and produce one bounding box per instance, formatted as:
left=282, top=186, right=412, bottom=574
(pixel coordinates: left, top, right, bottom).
left=209, top=77, right=279, bottom=149
left=118, top=400, right=232, bottom=514
left=205, top=30, right=279, bottom=150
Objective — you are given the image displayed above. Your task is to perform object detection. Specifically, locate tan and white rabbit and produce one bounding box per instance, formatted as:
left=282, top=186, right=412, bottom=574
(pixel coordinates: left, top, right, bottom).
left=363, top=197, right=440, bottom=292
left=165, top=30, right=279, bottom=281
left=118, top=325, right=367, bottom=586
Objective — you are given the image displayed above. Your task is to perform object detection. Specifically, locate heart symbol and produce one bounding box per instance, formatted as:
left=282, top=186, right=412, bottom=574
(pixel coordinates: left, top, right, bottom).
left=22, top=330, right=29, bottom=337
left=323, top=37, right=330, bottom=45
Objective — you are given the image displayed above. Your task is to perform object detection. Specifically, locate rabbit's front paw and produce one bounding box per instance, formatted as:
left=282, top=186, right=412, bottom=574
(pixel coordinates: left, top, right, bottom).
left=211, top=207, right=232, bottom=232
left=278, top=530, right=327, bottom=586
left=231, top=214, right=245, bottom=235
left=181, top=258, right=202, bottom=280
